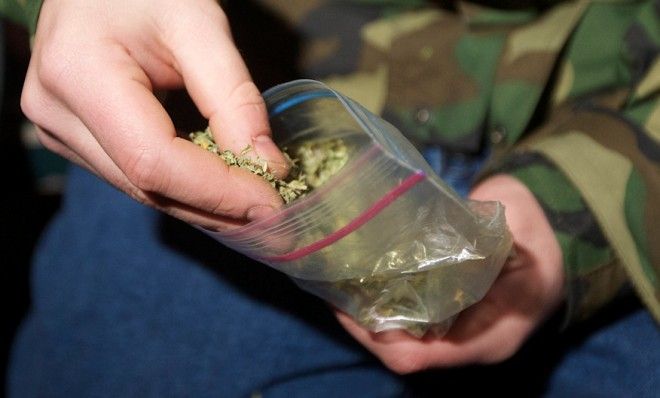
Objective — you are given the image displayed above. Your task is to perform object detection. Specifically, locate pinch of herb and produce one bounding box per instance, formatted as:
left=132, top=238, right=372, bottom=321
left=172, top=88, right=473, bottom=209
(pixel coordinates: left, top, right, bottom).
left=190, top=128, right=340, bottom=203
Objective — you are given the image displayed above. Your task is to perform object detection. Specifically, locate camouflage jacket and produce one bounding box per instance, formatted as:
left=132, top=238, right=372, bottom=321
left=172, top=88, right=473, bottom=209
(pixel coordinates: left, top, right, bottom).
left=3, top=0, right=659, bottom=325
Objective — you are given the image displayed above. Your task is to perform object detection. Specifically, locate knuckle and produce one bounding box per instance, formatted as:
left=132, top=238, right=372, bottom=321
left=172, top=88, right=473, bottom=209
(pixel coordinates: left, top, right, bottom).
left=228, top=80, right=265, bottom=109
left=36, top=46, right=74, bottom=93
left=123, top=148, right=164, bottom=192
left=20, top=87, right=40, bottom=122
left=20, top=67, right=59, bottom=128
left=20, top=73, right=52, bottom=127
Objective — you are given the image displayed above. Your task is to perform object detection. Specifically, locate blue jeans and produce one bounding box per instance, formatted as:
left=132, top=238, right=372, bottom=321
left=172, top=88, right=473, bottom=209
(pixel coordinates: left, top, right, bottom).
left=8, top=164, right=659, bottom=397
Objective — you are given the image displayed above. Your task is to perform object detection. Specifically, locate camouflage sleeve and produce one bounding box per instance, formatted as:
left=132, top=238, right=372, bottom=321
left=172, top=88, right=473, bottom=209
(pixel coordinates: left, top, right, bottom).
left=0, top=0, right=44, bottom=34
left=506, top=96, right=660, bottom=326
left=254, top=0, right=660, bottom=326
left=496, top=1, right=660, bottom=324
left=497, top=148, right=628, bottom=324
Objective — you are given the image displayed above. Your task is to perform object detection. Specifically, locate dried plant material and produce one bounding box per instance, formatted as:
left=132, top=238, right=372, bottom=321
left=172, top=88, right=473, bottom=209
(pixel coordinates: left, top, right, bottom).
left=190, top=127, right=348, bottom=203
left=295, top=138, right=349, bottom=189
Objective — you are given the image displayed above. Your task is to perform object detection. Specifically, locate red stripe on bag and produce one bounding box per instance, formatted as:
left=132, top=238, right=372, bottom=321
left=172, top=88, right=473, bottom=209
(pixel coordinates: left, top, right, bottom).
left=261, top=171, right=425, bottom=262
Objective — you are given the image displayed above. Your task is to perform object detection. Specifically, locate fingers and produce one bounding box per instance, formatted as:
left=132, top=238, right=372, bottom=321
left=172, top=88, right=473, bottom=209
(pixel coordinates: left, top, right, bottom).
left=23, top=42, right=283, bottom=229
left=335, top=262, right=543, bottom=373
left=24, top=88, right=279, bottom=229
left=159, top=2, right=290, bottom=177
left=336, top=312, right=465, bottom=374
left=336, top=306, right=531, bottom=375
left=23, top=0, right=293, bottom=230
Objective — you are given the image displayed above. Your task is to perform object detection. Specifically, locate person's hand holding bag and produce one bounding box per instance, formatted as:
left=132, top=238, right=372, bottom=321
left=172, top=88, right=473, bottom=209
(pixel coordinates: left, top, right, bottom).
left=337, top=175, right=565, bottom=373
left=21, top=0, right=289, bottom=230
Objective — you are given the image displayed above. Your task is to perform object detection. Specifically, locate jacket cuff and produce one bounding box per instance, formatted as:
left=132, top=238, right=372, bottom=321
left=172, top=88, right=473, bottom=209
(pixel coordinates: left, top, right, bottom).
left=497, top=151, right=629, bottom=325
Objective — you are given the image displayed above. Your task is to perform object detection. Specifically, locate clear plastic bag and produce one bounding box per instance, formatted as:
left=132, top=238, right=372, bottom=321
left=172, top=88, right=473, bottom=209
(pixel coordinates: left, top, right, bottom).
left=205, top=80, right=513, bottom=337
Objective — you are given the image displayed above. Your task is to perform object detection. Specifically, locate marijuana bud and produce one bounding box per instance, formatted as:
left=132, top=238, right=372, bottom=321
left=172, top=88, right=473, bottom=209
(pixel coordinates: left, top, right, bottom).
left=189, top=127, right=348, bottom=204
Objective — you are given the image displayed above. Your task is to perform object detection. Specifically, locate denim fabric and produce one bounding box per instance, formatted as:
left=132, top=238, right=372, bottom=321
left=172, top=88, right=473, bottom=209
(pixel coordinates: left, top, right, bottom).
left=545, top=307, right=660, bottom=398
left=422, top=146, right=487, bottom=197
left=8, top=165, right=659, bottom=397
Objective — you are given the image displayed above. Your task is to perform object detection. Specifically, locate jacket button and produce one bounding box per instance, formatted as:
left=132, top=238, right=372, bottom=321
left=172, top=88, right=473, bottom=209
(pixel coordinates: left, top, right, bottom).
left=490, top=126, right=506, bottom=144
left=415, top=108, right=430, bottom=124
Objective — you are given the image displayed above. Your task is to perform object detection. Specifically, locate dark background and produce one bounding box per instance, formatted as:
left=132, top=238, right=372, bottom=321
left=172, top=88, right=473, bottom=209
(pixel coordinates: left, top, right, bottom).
left=1, top=20, right=62, bottom=393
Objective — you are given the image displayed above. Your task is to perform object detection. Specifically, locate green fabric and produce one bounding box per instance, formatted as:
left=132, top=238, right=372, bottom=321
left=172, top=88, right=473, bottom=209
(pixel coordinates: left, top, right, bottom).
left=0, top=0, right=44, bottom=34
left=508, top=163, right=584, bottom=213
left=561, top=2, right=639, bottom=100
left=504, top=153, right=622, bottom=323
left=625, top=168, right=655, bottom=285
left=490, top=81, right=543, bottom=145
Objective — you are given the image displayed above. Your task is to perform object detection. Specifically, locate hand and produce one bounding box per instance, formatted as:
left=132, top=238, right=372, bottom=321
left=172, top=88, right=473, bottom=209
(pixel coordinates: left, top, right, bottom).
left=21, top=0, right=289, bottom=230
left=337, top=174, right=565, bottom=374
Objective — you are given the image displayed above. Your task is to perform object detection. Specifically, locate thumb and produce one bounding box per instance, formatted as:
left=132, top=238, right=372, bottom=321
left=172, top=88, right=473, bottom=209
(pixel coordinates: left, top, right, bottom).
left=209, top=80, right=290, bottom=178
left=164, top=3, right=289, bottom=177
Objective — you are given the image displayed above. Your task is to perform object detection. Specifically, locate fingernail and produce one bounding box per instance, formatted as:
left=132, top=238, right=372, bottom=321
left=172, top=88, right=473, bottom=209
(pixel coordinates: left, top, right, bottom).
left=252, top=134, right=278, bottom=153
left=247, top=205, right=277, bottom=223
left=253, top=135, right=290, bottom=176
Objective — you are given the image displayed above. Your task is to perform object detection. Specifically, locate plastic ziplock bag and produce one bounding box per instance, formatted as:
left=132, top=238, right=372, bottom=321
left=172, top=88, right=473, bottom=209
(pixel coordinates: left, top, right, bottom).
left=205, top=80, right=513, bottom=337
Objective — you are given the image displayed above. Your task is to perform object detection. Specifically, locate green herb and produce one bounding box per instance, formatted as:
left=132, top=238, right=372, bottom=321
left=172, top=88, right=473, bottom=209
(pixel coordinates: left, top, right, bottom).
left=296, top=137, right=349, bottom=189
left=189, top=127, right=348, bottom=203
